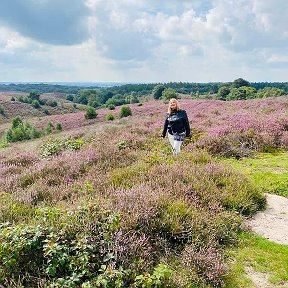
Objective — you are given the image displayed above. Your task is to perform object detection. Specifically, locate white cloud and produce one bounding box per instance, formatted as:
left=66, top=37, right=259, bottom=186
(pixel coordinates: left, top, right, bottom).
left=0, top=0, right=288, bottom=82
left=0, top=27, right=30, bottom=52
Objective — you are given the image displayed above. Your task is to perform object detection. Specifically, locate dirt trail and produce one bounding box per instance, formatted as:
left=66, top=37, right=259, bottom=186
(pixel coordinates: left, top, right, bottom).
left=247, top=193, right=288, bottom=245
left=245, top=193, right=288, bottom=288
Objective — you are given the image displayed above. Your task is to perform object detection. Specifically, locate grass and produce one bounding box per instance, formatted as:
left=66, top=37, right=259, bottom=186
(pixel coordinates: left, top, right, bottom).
left=226, top=232, right=288, bottom=287
left=220, top=152, right=288, bottom=197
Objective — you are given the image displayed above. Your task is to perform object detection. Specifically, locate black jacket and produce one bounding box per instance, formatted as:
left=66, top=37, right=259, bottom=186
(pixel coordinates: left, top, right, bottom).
left=162, top=109, right=191, bottom=137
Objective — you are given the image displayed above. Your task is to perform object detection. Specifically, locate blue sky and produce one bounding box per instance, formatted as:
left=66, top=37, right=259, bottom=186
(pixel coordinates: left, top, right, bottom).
left=0, top=0, right=288, bottom=83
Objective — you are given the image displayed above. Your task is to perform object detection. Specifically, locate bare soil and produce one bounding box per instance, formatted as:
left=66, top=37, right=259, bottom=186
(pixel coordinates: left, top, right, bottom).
left=247, top=193, right=288, bottom=245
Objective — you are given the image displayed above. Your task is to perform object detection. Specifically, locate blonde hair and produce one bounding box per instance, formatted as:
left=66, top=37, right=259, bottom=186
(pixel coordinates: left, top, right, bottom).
left=167, top=98, right=180, bottom=114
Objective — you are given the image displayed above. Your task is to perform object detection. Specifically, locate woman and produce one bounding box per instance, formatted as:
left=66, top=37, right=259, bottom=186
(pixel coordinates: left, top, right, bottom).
left=161, top=98, right=191, bottom=155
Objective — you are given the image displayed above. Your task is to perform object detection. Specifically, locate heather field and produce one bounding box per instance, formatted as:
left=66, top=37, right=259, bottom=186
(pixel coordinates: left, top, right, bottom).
left=0, top=96, right=287, bottom=287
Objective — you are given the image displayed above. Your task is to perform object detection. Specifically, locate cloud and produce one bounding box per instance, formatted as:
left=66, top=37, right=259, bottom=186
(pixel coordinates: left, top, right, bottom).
left=1, top=0, right=288, bottom=82
left=0, top=0, right=90, bottom=45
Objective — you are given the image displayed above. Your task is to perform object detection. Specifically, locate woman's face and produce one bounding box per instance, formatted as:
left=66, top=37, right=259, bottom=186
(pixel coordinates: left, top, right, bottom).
left=170, top=101, right=177, bottom=110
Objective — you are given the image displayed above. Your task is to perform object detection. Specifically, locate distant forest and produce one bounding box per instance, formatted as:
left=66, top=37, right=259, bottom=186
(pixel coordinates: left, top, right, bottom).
left=1, top=81, right=288, bottom=95
left=1, top=80, right=288, bottom=109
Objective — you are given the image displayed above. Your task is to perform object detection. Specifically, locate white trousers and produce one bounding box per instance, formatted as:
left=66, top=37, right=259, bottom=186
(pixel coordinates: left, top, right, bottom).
left=168, top=133, right=183, bottom=155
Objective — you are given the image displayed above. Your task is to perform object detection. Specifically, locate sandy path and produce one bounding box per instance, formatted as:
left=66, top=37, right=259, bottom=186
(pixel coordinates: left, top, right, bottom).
left=247, top=193, right=288, bottom=245
left=245, top=194, right=288, bottom=287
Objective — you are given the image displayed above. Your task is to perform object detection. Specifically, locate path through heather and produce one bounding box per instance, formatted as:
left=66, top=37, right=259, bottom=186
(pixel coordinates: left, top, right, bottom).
left=247, top=193, right=288, bottom=245
left=246, top=193, right=288, bottom=288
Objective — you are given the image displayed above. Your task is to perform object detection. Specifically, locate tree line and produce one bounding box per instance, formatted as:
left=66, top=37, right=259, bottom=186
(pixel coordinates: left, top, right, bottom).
left=1, top=79, right=287, bottom=110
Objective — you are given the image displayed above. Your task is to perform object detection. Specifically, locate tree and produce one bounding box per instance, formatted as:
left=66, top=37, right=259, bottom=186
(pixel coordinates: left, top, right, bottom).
left=227, top=86, right=256, bottom=100
left=216, top=86, right=231, bottom=100
left=66, top=95, right=74, bottom=101
left=257, top=87, right=286, bottom=98
left=162, top=88, right=178, bottom=102
left=129, top=92, right=139, bottom=103
left=85, top=106, right=97, bottom=119
left=119, top=106, right=132, bottom=118
left=233, top=78, right=250, bottom=88
left=29, top=91, right=40, bottom=101
left=152, top=85, right=165, bottom=99
left=5, top=117, right=41, bottom=142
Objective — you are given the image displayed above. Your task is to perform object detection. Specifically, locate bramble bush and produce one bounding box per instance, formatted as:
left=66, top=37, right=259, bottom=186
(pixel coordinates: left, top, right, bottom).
left=0, top=206, right=125, bottom=287
left=39, top=136, right=86, bottom=157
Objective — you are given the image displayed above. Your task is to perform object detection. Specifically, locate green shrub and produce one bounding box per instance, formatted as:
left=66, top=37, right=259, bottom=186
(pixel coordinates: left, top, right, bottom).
left=107, top=104, right=115, bottom=110
left=162, top=88, right=178, bottom=102
left=39, top=137, right=85, bottom=157
left=85, top=106, right=97, bottom=119
left=5, top=117, right=41, bottom=143
left=257, top=87, right=286, bottom=98
left=45, top=121, right=54, bottom=134
left=56, top=123, right=62, bottom=131
left=119, top=106, right=132, bottom=118
left=134, top=263, right=172, bottom=287
left=31, top=100, right=40, bottom=109
left=46, top=99, right=58, bottom=107
left=0, top=206, right=123, bottom=287
left=44, top=109, right=50, bottom=115
left=0, top=104, right=4, bottom=114
left=105, top=113, right=115, bottom=121
left=0, top=139, right=9, bottom=148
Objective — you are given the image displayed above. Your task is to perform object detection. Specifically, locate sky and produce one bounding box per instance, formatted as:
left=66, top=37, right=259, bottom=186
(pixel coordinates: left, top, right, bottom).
left=0, top=0, right=288, bottom=83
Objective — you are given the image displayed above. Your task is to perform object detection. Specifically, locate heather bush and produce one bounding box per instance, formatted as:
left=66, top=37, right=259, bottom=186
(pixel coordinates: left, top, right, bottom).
left=175, top=244, right=229, bottom=287
left=0, top=102, right=273, bottom=287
